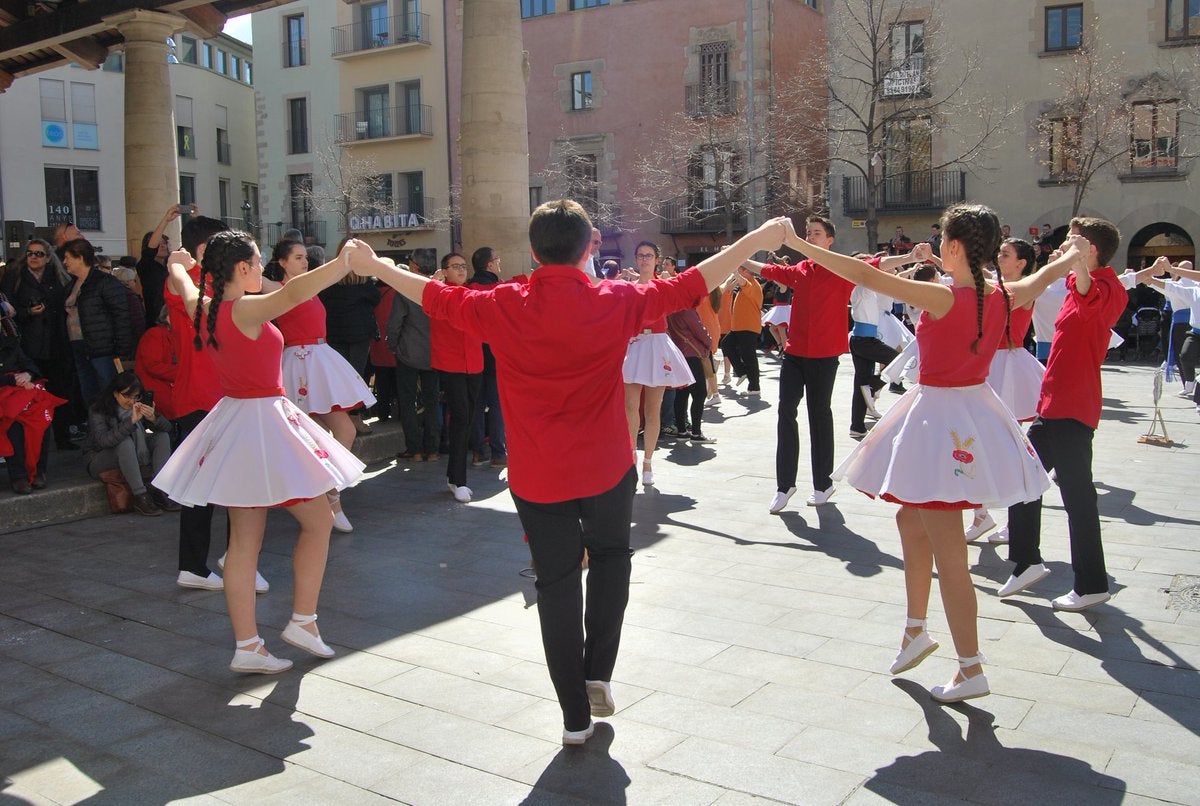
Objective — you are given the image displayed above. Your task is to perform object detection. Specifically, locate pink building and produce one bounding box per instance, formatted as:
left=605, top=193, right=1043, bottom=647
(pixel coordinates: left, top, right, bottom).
left=446, top=0, right=827, bottom=267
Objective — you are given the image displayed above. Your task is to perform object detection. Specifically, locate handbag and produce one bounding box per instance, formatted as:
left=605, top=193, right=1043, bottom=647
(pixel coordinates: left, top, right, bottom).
left=97, top=468, right=133, bottom=514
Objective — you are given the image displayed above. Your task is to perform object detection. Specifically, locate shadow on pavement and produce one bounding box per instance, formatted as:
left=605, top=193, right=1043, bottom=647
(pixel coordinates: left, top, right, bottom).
left=520, top=722, right=629, bottom=805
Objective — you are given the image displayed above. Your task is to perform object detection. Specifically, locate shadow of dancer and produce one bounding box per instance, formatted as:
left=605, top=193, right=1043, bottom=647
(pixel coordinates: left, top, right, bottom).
left=865, top=679, right=1126, bottom=803
left=520, top=722, right=630, bottom=805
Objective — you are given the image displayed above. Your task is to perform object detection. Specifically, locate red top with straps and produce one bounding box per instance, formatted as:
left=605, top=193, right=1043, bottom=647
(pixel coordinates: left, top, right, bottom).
left=1003, top=304, right=1034, bottom=350
left=275, top=294, right=326, bottom=346
left=916, top=286, right=1006, bottom=387
left=163, top=266, right=222, bottom=415
left=209, top=302, right=285, bottom=398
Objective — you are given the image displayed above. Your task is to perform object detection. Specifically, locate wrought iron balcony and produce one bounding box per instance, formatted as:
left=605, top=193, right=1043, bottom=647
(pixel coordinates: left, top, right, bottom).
left=841, top=170, right=965, bottom=216
left=658, top=196, right=747, bottom=235
left=334, top=104, right=433, bottom=142
left=685, top=81, right=740, bottom=117
left=331, top=13, right=431, bottom=57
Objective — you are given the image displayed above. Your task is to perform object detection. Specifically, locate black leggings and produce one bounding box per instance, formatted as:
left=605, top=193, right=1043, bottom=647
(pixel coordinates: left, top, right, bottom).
left=674, top=356, right=706, bottom=433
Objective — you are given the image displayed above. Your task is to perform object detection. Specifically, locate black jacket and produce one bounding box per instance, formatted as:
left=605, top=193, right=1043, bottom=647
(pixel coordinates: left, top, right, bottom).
left=319, top=281, right=381, bottom=344
left=0, top=262, right=71, bottom=360
left=0, top=332, right=41, bottom=382
left=72, top=268, right=133, bottom=358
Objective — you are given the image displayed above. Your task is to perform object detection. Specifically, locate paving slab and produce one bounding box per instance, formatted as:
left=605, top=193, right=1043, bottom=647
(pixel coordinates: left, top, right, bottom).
left=3, top=360, right=1199, bottom=804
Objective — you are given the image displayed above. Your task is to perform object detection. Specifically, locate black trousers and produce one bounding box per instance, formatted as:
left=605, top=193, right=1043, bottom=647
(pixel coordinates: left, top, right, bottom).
left=674, top=356, right=706, bottom=433
left=1007, top=417, right=1109, bottom=595
left=513, top=466, right=636, bottom=732
left=723, top=330, right=760, bottom=392
left=175, top=409, right=226, bottom=576
left=396, top=364, right=441, bottom=455
left=4, top=421, right=50, bottom=482
left=1179, top=331, right=1199, bottom=386
left=777, top=355, right=839, bottom=492
left=440, top=371, right=481, bottom=487
left=35, top=355, right=79, bottom=446
left=849, top=336, right=899, bottom=432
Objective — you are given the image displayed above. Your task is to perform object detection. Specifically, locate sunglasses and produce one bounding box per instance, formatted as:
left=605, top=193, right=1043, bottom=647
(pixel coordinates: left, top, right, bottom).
left=26, top=250, right=47, bottom=258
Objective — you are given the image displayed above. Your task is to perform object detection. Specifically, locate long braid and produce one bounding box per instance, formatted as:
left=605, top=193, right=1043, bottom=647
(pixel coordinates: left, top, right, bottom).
left=944, top=204, right=1001, bottom=354
left=192, top=230, right=256, bottom=351
left=192, top=263, right=208, bottom=351
left=995, top=269, right=1013, bottom=347
left=206, top=279, right=225, bottom=349
left=969, top=262, right=987, bottom=354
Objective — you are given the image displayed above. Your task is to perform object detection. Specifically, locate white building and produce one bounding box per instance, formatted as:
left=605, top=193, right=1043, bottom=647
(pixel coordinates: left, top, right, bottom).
left=0, top=32, right=258, bottom=260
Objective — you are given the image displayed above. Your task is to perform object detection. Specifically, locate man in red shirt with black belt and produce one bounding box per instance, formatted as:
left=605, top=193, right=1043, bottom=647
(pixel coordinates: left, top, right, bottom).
left=352, top=200, right=787, bottom=745
left=999, top=217, right=1127, bottom=611
left=744, top=216, right=855, bottom=513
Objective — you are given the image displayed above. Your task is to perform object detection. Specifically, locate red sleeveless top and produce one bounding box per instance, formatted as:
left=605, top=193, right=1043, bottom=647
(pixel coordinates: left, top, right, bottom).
left=275, top=294, right=327, bottom=346
left=210, top=302, right=286, bottom=398
left=1003, top=304, right=1034, bottom=350
left=917, top=286, right=1007, bottom=387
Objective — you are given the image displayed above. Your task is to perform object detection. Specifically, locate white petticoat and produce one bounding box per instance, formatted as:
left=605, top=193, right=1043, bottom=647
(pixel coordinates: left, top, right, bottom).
left=987, top=347, right=1045, bottom=422
left=881, top=339, right=919, bottom=385
left=623, top=332, right=695, bottom=387
left=281, top=342, right=377, bottom=415
left=878, top=313, right=916, bottom=352
left=152, top=395, right=366, bottom=508
left=833, top=383, right=1051, bottom=510
left=762, top=305, right=791, bottom=327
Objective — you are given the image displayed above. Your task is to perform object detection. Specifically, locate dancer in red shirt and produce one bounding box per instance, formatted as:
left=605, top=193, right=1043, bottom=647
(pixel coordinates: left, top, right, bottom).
left=349, top=200, right=788, bottom=744
left=1000, top=217, right=1128, bottom=611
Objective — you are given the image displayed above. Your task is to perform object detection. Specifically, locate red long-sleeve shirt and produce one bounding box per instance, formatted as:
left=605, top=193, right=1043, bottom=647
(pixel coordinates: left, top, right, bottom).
left=762, top=260, right=855, bottom=358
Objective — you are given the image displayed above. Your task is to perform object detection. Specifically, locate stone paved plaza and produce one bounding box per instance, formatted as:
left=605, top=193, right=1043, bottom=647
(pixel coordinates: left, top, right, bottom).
left=1, top=356, right=1198, bottom=805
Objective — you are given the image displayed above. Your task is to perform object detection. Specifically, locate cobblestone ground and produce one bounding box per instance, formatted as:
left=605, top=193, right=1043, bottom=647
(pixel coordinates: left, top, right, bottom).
left=1, top=356, right=1197, bottom=805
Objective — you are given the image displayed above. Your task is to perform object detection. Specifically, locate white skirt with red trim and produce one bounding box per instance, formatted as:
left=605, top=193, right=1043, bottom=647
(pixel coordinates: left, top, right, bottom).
left=762, top=305, right=791, bottom=327
left=833, top=382, right=1051, bottom=510
left=622, top=332, right=695, bottom=387
left=152, top=395, right=365, bottom=508
left=881, top=339, right=920, bottom=385
left=281, top=342, right=376, bottom=415
left=986, top=346, right=1045, bottom=422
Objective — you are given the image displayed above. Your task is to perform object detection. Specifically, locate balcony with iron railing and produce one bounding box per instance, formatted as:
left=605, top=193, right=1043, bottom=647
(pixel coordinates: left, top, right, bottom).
left=841, top=169, right=965, bottom=216
left=331, top=13, right=431, bottom=57
left=334, top=104, right=433, bottom=143
left=348, top=197, right=435, bottom=232
left=266, top=220, right=328, bottom=246
left=685, top=81, right=740, bottom=117
left=882, top=55, right=928, bottom=98
left=658, top=196, right=747, bottom=235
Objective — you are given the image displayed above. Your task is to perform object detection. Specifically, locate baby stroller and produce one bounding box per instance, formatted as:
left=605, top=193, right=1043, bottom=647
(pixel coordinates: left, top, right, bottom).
left=1131, top=306, right=1163, bottom=359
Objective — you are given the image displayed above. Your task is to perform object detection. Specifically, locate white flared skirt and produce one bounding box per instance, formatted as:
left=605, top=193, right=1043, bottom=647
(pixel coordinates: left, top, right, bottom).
left=881, top=339, right=920, bottom=385
left=762, top=305, right=791, bottom=327
left=281, top=342, right=376, bottom=415
left=833, top=383, right=1051, bottom=510
left=987, top=347, right=1045, bottom=422
left=623, top=332, right=695, bottom=387
left=152, top=395, right=366, bottom=508
left=878, top=314, right=916, bottom=352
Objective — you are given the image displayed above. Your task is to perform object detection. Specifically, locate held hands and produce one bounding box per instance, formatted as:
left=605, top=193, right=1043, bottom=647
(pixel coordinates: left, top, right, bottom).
left=912, top=242, right=934, bottom=263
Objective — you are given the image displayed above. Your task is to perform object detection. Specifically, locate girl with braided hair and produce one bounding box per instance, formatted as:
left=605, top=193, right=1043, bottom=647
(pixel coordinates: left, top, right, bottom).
left=153, top=231, right=366, bottom=675
left=780, top=204, right=1089, bottom=703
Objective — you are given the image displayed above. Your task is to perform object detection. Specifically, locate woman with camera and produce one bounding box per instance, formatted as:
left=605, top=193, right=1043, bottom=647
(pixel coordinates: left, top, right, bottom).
left=83, top=370, right=176, bottom=516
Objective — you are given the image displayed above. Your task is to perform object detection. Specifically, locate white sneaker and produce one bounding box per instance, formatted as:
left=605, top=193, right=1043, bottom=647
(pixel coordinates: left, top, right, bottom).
left=806, top=486, right=836, bottom=506
left=860, top=385, right=882, bottom=420
left=176, top=570, right=223, bottom=590
left=964, top=512, right=996, bottom=542
left=562, top=720, right=595, bottom=746
left=705, top=393, right=721, bottom=407
left=987, top=525, right=1009, bottom=545
left=721, top=374, right=732, bottom=385
left=848, top=429, right=867, bottom=440
left=216, top=554, right=269, bottom=594
left=332, top=509, right=353, bottom=533
left=450, top=484, right=472, bottom=503
left=736, top=375, right=749, bottom=387
left=585, top=680, right=616, bottom=717
left=769, top=487, right=797, bottom=513
left=997, top=563, right=1050, bottom=597
left=1051, top=590, right=1111, bottom=611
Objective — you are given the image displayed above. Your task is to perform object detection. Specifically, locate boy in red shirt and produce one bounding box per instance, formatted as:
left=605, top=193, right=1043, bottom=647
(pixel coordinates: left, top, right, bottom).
left=350, top=200, right=787, bottom=745
left=999, top=217, right=1127, bottom=611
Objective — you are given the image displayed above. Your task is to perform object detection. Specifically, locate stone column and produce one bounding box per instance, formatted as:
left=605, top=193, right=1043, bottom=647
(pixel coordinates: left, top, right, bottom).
left=106, top=10, right=187, bottom=257
left=460, top=0, right=530, bottom=275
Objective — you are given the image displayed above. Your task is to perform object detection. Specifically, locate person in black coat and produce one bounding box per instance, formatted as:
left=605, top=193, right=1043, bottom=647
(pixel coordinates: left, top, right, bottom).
left=62, top=238, right=131, bottom=407
left=319, top=271, right=380, bottom=433
left=0, top=238, right=81, bottom=449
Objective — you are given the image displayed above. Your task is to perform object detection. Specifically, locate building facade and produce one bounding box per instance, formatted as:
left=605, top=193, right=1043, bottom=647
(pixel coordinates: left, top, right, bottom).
left=826, top=0, right=1200, bottom=268
left=252, top=1, right=453, bottom=271
left=444, top=0, right=827, bottom=267
left=0, top=33, right=257, bottom=260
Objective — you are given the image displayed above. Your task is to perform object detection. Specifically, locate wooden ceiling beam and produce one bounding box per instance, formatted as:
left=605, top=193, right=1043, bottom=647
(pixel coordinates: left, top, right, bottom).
left=52, top=36, right=109, bottom=70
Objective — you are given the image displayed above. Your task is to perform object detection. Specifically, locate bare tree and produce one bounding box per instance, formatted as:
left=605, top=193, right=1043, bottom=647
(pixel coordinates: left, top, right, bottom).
left=298, top=132, right=387, bottom=242
left=802, top=0, right=1014, bottom=250
left=628, top=76, right=823, bottom=242
left=537, top=135, right=629, bottom=233
left=1034, top=46, right=1200, bottom=217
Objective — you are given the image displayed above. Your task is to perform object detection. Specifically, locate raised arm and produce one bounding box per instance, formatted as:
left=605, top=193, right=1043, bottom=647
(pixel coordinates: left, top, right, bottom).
left=147, top=204, right=183, bottom=251
left=234, top=243, right=357, bottom=328
left=694, top=218, right=789, bottom=290
left=1005, top=235, right=1090, bottom=308
left=781, top=223, right=955, bottom=317
left=166, top=250, right=202, bottom=320
left=347, top=246, right=430, bottom=305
